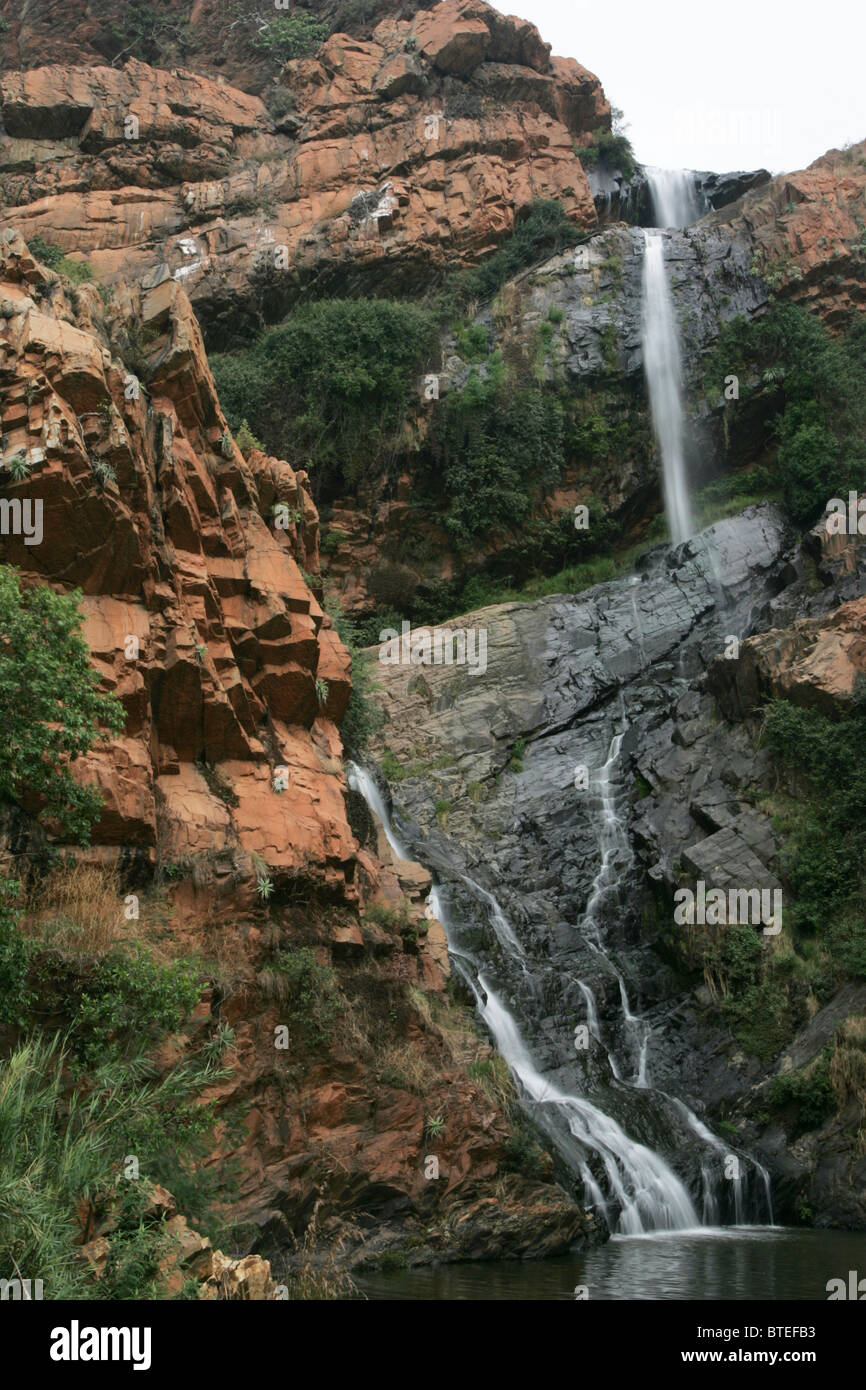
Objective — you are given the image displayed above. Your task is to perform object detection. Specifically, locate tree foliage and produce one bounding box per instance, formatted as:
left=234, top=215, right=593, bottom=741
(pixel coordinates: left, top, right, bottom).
left=703, top=303, right=866, bottom=527
left=0, top=568, right=125, bottom=842
left=251, top=14, right=328, bottom=59
left=430, top=361, right=565, bottom=544
left=211, top=298, right=437, bottom=497
left=762, top=692, right=866, bottom=976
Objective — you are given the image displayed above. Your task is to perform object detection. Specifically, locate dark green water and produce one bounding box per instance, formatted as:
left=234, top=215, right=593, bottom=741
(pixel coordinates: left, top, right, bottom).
left=358, top=1228, right=866, bottom=1300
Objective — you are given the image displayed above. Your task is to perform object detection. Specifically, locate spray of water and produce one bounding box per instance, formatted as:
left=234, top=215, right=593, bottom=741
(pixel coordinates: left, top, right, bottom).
left=645, top=167, right=705, bottom=229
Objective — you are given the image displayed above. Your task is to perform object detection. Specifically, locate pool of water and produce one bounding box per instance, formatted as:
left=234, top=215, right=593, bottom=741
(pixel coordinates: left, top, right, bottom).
left=357, top=1228, right=866, bottom=1300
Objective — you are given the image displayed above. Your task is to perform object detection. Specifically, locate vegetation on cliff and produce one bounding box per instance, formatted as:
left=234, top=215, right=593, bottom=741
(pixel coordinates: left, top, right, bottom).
left=0, top=569, right=125, bottom=842
left=703, top=302, right=866, bottom=527
left=212, top=298, right=438, bottom=498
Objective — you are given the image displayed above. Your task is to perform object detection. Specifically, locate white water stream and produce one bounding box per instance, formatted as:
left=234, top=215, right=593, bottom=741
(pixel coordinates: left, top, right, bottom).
left=645, top=167, right=705, bottom=230
left=641, top=230, right=694, bottom=547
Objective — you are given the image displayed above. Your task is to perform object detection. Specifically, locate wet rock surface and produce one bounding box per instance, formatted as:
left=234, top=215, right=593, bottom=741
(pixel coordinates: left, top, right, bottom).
left=368, top=505, right=866, bottom=1227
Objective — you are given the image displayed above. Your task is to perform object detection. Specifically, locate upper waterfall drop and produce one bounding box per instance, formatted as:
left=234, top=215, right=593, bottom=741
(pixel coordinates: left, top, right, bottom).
left=641, top=230, right=694, bottom=547
left=645, top=167, right=706, bottom=229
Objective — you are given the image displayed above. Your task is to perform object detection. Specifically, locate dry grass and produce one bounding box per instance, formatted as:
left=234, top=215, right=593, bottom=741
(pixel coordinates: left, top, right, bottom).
left=466, top=1053, right=515, bottom=1111
left=24, top=862, right=124, bottom=955
left=374, top=1040, right=440, bottom=1095
left=273, top=1200, right=362, bottom=1301
left=830, top=1015, right=866, bottom=1114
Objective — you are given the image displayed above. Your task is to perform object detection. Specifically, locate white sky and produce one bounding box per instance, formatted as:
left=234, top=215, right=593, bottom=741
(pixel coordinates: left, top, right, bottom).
left=498, top=0, right=866, bottom=174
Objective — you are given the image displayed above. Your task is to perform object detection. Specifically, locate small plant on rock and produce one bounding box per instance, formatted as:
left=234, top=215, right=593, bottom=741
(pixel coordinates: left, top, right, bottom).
left=90, top=458, right=117, bottom=488
left=5, top=453, right=32, bottom=482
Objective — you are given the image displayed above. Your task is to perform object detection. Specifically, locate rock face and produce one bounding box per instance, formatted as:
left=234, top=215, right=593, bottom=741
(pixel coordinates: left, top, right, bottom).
left=0, top=0, right=607, bottom=344
left=0, top=227, right=355, bottom=898
left=0, top=0, right=430, bottom=95
left=79, top=1182, right=278, bottom=1298
left=0, top=223, right=595, bottom=1268
left=365, top=507, right=866, bottom=1227
left=322, top=139, right=866, bottom=617
left=323, top=214, right=770, bottom=612
left=719, top=140, right=866, bottom=327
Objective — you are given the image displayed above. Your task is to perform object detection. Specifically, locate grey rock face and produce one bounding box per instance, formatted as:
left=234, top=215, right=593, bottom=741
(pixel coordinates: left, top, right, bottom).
left=444, top=218, right=767, bottom=521
left=366, top=504, right=866, bottom=1227
left=368, top=507, right=782, bottom=1219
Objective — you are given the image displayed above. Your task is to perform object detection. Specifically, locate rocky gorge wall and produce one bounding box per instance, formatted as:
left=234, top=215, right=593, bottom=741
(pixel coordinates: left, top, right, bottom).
left=366, top=507, right=866, bottom=1227
left=0, top=0, right=607, bottom=342
left=0, top=220, right=596, bottom=1284
left=2, top=0, right=866, bottom=1294
left=320, top=139, right=866, bottom=617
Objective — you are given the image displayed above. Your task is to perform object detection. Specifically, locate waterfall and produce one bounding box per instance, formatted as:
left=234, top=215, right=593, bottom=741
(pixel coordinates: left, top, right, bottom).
left=350, top=739, right=775, bottom=1233
left=350, top=752, right=703, bottom=1234
left=347, top=760, right=409, bottom=860
left=645, top=167, right=705, bottom=229
left=475, top=973, right=699, bottom=1235
left=641, top=230, right=694, bottom=546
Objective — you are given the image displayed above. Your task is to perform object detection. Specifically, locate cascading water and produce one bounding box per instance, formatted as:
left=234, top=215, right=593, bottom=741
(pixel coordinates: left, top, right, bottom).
left=348, top=686, right=778, bottom=1239
left=641, top=230, right=694, bottom=546
left=645, top=167, right=705, bottom=229
left=349, top=728, right=773, bottom=1235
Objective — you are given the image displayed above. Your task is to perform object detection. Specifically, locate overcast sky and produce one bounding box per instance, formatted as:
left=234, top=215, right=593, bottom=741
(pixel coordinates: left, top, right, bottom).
left=500, top=0, right=865, bottom=175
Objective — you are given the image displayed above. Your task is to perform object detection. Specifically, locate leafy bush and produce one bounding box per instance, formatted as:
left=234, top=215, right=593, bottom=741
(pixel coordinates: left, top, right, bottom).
left=702, top=303, right=866, bottom=527
left=260, top=947, right=342, bottom=1045
left=211, top=299, right=437, bottom=497
left=578, top=129, right=637, bottom=181
left=501, top=1120, right=550, bottom=1179
left=109, top=3, right=189, bottom=64
left=325, top=600, right=384, bottom=756
left=235, top=418, right=263, bottom=454
left=72, top=949, right=202, bottom=1066
left=0, top=568, right=125, bottom=842
left=26, top=235, right=94, bottom=284
left=0, top=1032, right=226, bottom=1295
left=762, top=696, right=866, bottom=976
left=0, top=879, right=33, bottom=1026
left=251, top=15, right=328, bottom=59
left=430, top=369, right=565, bottom=544
left=769, top=1047, right=835, bottom=1136
left=433, top=200, right=583, bottom=319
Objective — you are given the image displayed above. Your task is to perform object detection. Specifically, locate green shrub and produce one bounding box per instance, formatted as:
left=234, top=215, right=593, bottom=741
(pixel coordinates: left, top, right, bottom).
left=325, top=599, right=385, bottom=756
left=235, top=418, right=263, bottom=454
left=72, top=948, right=202, bottom=1065
left=251, top=15, right=328, bottom=59
left=211, top=299, right=437, bottom=497
left=0, top=568, right=125, bottom=842
left=509, top=737, right=526, bottom=772
left=578, top=129, right=637, bottom=180
left=501, top=1121, right=549, bottom=1179
left=433, top=200, right=583, bottom=319
left=26, top=236, right=94, bottom=284
left=430, top=371, right=564, bottom=544
left=262, top=947, right=342, bottom=1044
left=762, top=696, right=866, bottom=975
left=702, top=304, right=866, bottom=527
left=0, top=1033, right=226, bottom=1296
left=769, top=1047, right=835, bottom=1136
left=0, top=879, right=33, bottom=1026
